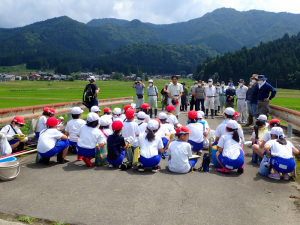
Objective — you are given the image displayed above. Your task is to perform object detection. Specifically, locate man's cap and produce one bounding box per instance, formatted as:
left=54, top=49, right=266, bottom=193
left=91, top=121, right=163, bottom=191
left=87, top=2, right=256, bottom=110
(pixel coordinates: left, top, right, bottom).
left=72, top=107, right=84, bottom=114
left=257, top=114, right=268, bottom=121
left=141, top=103, right=150, bottom=110
left=148, top=80, right=153, bottom=83
left=258, top=75, right=267, bottom=80
left=91, top=106, right=101, bottom=113
left=194, top=81, right=198, bottom=84
left=229, top=83, right=234, bottom=87
left=137, top=111, right=146, bottom=119
left=158, top=112, right=167, bottom=120
left=125, top=109, right=136, bottom=119
left=188, top=110, right=198, bottom=119
left=87, top=112, right=99, bottom=122
left=124, top=105, right=133, bottom=111
left=100, top=117, right=112, bottom=126
left=136, top=77, right=142, bottom=81
left=104, top=108, right=112, bottom=113
left=251, top=74, right=259, bottom=80
left=221, top=81, right=225, bottom=84
left=13, top=116, right=25, bottom=125
left=176, top=126, right=192, bottom=135
left=270, top=127, right=284, bottom=137
left=113, top=108, right=122, bottom=115
left=112, top=120, right=123, bottom=130
left=46, top=117, right=61, bottom=127
left=147, top=120, right=159, bottom=131
left=216, top=82, right=220, bottom=85
left=88, top=76, right=95, bottom=81
left=269, top=119, right=281, bottom=126
left=166, top=105, right=175, bottom=111
left=224, top=107, right=235, bottom=116
left=226, top=120, right=239, bottom=130
left=239, top=79, right=244, bottom=82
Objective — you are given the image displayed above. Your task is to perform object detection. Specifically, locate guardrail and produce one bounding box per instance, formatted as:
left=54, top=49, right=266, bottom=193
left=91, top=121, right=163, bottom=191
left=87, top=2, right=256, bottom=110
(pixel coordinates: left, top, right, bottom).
left=269, top=104, right=300, bottom=138
left=0, top=97, right=134, bottom=126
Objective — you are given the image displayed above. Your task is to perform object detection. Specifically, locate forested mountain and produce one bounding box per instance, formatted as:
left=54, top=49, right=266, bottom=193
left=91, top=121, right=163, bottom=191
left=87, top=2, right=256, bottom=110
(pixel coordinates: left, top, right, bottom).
left=0, top=8, right=299, bottom=75
left=194, top=33, right=300, bottom=89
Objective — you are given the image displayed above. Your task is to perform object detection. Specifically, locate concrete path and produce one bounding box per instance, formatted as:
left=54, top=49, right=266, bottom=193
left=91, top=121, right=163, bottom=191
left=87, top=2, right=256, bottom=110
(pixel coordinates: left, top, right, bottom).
left=0, top=111, right=299, bottom=225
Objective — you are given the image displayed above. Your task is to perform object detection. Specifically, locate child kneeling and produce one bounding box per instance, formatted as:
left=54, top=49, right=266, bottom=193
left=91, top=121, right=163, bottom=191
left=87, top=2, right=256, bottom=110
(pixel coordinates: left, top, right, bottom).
left=216, top=120, right=244, bottom=174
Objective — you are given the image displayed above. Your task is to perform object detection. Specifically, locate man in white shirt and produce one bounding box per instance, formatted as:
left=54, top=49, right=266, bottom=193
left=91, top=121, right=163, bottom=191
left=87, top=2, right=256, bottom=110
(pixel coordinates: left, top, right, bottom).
left=204, top=78, right=216, bottom=119
left=236, top=79, right=248, bottom=124
left=146, top=80, right=159, bottom=118
left=167, top=75, right=183, bottom=117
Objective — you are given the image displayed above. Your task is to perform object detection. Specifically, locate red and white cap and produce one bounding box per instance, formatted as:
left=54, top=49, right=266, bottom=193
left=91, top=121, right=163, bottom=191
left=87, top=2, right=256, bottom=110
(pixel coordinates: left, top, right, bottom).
left=269, top=119, right=280, bottom=126
left=125, top=109, right=136, bottom=119
left=112, top=120, right=123, bottom=130
left=141, top=103, right=150, bottom=110
left=49, top=108, right=56, bottom=114
left=233, top=111, right=240, bottom=119
left=87, top=112, right=99, bottom=122
left=176, top=126, right=192, bottom=135
left=71, top=107, right=83, bottom=114
left=188, top=110, right=198, bottom=119
left=43, top=107, right=50, bottom=112
left=226, top=120, right=239, bottom=130
left=13, top=116, right=25, bottom=125
left=166, top=105, right=175, bottom=112
left=91, top=106, right=101, bottom=113
left=270, top=127, right=284, bottom=137
left=147, top=120, right=159, bottom=131
left=124, top=105, right=133, bottom=111
left=158, top=112, right=167, bottom=120
left=46, top=117, right=61, bottom=127
left=104, top=108, right=112, bottom=113
left=224, top=107, right=235, bottom=116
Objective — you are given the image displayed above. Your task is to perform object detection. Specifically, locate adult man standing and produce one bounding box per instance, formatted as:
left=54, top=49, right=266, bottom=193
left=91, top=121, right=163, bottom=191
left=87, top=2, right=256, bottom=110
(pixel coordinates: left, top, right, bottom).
left=190, top=81, right=198, bottom=110
left=204, top=78, right=216, bottom=119
left=82, top=76, right=100, bottom=112
left=146, top=80, right=159, bottom=118
left=160, top=83, right=169, bottom=111
left=236, top=79, right=248, bottom=124
left=167, top=75, right=183, bottom=117
left=225, top=83, right=236, bottom=108
left=180, top=82, right=188, bottom=111
left=132, top=77, right=146, bottom=112
left=219, top=81, right=226, bottom=114
left=214, top=82, right=220, bottom=116
left=255, top=75, right=277, bottom=118
left=248, top=74, right=259, bottom=126
left=194, top=80, right=205, bottom=111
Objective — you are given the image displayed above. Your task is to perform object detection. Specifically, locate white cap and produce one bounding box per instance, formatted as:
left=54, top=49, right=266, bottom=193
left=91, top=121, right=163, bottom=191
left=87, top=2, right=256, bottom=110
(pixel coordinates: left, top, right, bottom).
left=137, top=111, right=146, bottom=119
left=158, top=112, right=167, bottom=120
left=270, top=127, right=284, bottom=137
left=71, top=107, right=83, bottom=114
left=257, top=114, right=268, bottom=121
left=226, top=120, right=239, bottom=130
left=100, top=117, right=112, bottom=126
left=91, top=106, right=101, bottom=113
left=197, top=112, right=203, bottom=119
left=147, top=120, right=159, bottom=131
left=88, top=76, right=95, bottom=81
left=113, top=108, right=122, bottom=115
left=87, top=112, right=99, bottom=122
left=148, top=80, right=153, bottom=83
left=224, top=107, right=235, bottom=116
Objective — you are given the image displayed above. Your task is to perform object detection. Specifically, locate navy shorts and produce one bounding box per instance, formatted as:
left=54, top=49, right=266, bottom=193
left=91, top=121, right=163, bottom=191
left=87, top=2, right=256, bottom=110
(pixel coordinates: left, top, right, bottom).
left=162, top=137, right=169, bottom=149
left=188, top=140, right=204, bottom=151
left=69, top=141, right=77, bottom=147
left=107, top=150, right=126, bottom=165
left=40, top=139, right=69, bottom=158
left=218, top=149, right=244, bottom=170
left=35, top=132, right=40, bottom=139
left=270, top=156, right=295, bottom=173
left=139, top=154, right=161, bottom=167
left=76, top=145, right=96, bottom=158
left=8, top=140, right=19, bottom=145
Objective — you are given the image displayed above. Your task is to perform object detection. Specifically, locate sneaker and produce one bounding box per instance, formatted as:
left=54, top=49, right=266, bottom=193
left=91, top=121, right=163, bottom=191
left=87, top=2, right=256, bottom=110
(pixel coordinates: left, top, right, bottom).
left=282, top=173, right=290, bottom=181
left=83, top=157, right=93, bottom=167
left=138, top=165, right=145, bottom=172
left=268, top=173, right=280, bottom=180
left=151, top=166, right=160, bottom=173
left=217, top=168, right=230, bottom=174
left=237, top=166, right=244, bottom=174
left=198, top=150, right=202, bottom=156
left=58, top=158, right=70, bottom=164
left=109, top=164, right=113, bottom=168
left=77, top=155, right=83, bottom=161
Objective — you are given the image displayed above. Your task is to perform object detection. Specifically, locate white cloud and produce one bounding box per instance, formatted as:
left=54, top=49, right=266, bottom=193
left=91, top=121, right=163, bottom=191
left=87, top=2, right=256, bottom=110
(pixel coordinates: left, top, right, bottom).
left=0, top=0, right=299, bottom=28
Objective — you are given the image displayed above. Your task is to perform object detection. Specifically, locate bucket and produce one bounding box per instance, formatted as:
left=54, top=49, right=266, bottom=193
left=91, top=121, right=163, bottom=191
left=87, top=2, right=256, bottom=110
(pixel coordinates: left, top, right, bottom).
left=0, top=156, right=17, bottom=163
left=0, top=160, right=20, bottom=181
left=211, top=149, right=222, bottom=168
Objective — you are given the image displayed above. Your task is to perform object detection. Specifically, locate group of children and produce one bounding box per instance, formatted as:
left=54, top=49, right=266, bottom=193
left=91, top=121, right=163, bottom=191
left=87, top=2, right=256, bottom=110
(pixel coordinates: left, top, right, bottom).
left=1, top=104, right=299, bottom=180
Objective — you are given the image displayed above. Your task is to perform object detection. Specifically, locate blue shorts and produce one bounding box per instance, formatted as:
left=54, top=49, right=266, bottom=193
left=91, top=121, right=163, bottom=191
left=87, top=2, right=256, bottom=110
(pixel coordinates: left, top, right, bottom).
left=8, top=140, right=19, bottom=145
left=270, top=156, right=295, bottom=173
left=35, top=132, right=40, bottom=139
left=76, top=145, right=96, bottom=158
left=168, top=157, right=198, bottom=172
left=188, top=140, right=204, bottom=151
left=139, top=154, right=161, bottom=167
left=107, top=150, right=126, bottom=165
left=218, top=149, right=244, bottom=170
left=162, top=137, right=169, bottom=149
left=40, top=139, right=69, bottom=158
left=69, top=141, right=77, bottom=147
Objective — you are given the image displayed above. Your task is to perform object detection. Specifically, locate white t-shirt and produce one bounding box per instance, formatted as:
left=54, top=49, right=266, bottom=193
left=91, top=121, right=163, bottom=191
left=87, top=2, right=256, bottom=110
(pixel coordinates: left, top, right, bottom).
left=266, top=140, right=294, bottom=159
left=215, top=119, right=244, bottom=143
left=0, top=124, right=22, bottom=136
left=37, top=129, right=63, bottom=153
left=167, top=140, right=192, bottom=174
left=236, top=85, right=248, bottom=99
left=186, top=123, right=203, bottom=143
left=262, top=132, right=271, bottom=143
left=204, top=86, right=216, bottom=97
left=100, top=128, right=113, bottom=141
left=36, top=116, right=47, bottom=132
left=77, top=125, right=106, bottom=149
left=167, top=114, right=178, bottom=126
left=145, top=114, right=150, bottom=123
left=122, top=121, right=140, bottom=147
left=135, top=120, right=148, bottom=134
left=217, top=134, right=241, bottom=160
left=139, top=134, right=164, bottom=158
left=120, top=114, right=126, bottom=122
left=159, top=123, right=175, bottom=137
left=65, top=119, right=86, bottom=142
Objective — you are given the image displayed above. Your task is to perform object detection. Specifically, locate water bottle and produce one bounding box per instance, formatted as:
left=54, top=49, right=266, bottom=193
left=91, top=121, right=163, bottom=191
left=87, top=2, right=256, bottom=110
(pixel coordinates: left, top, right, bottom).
left=252, top=151, right=258, bottom=163
left=202, top=153, right=210, bottom=171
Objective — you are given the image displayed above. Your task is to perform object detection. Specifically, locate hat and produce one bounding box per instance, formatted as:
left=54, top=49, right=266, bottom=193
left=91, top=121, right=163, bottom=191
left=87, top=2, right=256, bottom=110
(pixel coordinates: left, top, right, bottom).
left=224, top=107, right=235, bottom=116
left=188, top=110, right=198, bottom=119
left=148, top=80, right=153, bottom=83
left=113, top=108, right=122, bottom=115
left=46, top=117, right=61, bottom=127
left=221, top=81, right=225, bottom=84
left=125, top=109, right=135, bottom=119
left=158, top=112, right=167, bottom=120
left=270, top=127, right=284, bottom=137
left=257, top=75, right=267, bottom=80
left=197, top=112, right=203, bottom=119
left=49, top=108, right=56, bottom=114
left=194, top=81, right=198, bottom=84
left=251, top=74, right=259, bottom=80
left=176, top=126, right=192, bottom=135
left=124, top=105, right=133, bottom=111
left=91, top=106, right=101, bottom=113
left=166, top=105, right=175, bottom=112
left=72, top=107, right=83, bottom=114
left=100, top=117, right=112, bottom=126
left=104, top=108, right=112, bottom=113
left=112, top=120, right=123, bottom=130
left=43, top=107, right=50, bottom=112
left=88, top=76, right=95, bottom=81
left=229, top=83, right=234, bottom=87
left=216, top=82, right=220, bottom=86
left=239, top=79, right=244, bottom=83
left=141, top=103, right=150, bottom=110
left=226, top=120, right=239, bottom=130
left=147, top=120, right=159, bottom=131
left=197, top=111, right=205, bottom=118
left=269, top=119, right=280, bottom=126
left=137, top=111, right=146, bottom=119
left=136, top=77, right=142, bottom=81
left=233, top=111, right=240, bottom=119
left=257, top=114, right=268, bottom=121
left=13, top=116, right=25, bottom=125
left=87, top=112, right=99, bottom=122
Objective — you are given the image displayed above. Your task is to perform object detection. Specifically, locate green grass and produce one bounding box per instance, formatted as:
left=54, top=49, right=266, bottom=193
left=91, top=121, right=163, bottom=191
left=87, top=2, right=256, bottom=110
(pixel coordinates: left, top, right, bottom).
left=18, top=216, right=35, bottom=224
left=270, top=97, right=300, bottom=112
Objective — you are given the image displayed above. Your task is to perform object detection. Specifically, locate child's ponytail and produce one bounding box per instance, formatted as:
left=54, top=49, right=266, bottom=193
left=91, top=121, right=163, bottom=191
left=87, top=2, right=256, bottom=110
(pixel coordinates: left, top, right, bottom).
left=228, top=127, right=240, bottom=143
left=146, top=128, right=157, bottom=142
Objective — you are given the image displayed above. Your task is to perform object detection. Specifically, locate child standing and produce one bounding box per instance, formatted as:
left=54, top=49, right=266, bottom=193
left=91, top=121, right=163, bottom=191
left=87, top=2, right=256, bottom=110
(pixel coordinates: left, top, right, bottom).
left=186, top=111, right=204, bottom=154
left=166, top=105, right=179, bottom=128
left=120, top=105, right=133, bottom=122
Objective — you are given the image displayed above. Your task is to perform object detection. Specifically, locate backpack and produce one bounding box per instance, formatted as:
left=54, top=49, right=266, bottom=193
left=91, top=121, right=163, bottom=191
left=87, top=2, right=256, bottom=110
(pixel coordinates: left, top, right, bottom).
left=31, top=116, right=40, bottom=132
left=82, top=84, right=95, bottom=107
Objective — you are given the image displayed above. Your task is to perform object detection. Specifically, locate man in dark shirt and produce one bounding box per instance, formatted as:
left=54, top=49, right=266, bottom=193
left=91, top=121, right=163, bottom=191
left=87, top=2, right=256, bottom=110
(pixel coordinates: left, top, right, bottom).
left=247, top=74, right=258, bottom=126
left=180, top=82, right=189, bottom=111
left=225, top=83, right=236, bottom=108
left=83, top=76, right=100, bottom=111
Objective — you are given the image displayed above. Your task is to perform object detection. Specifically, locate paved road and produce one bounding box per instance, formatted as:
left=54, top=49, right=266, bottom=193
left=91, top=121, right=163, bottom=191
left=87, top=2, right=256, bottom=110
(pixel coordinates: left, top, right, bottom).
left=0, top=111, right=299, bottom=225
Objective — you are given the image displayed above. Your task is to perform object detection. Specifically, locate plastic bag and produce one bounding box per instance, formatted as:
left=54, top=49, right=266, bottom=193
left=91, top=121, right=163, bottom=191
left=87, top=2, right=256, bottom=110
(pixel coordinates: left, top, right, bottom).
left=132, top=146, right=140, bottom=169
left=0, top=134, right=12, bottom=157
left=259, top=154, right=271, bottom=176
left=95, top=144, right=108, bottom=166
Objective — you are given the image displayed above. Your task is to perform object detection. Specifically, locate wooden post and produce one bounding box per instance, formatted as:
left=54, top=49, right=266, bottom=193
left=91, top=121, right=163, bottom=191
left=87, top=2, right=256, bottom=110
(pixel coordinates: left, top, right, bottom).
left=287, top=124, right=293, bottom=138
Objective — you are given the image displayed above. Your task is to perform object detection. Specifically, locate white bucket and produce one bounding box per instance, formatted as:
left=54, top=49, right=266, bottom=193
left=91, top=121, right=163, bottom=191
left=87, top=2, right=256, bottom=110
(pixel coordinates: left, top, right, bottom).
left=0, top=161, right=20, bottom=181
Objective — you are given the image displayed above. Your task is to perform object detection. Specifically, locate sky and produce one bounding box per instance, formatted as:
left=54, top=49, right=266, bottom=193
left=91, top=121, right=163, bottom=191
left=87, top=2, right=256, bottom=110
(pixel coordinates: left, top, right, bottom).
left=0, top=0, right=299, bottom=28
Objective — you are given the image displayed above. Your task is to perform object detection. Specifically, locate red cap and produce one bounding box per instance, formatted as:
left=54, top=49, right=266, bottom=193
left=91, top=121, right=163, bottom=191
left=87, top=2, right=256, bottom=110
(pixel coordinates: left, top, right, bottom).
left=43, top=107, right=50, bottom=112
left=176, top=126, right=192, bottom=135
left=13, top=116, right=25, bottom=125
left=188, top=110, right=198, bottom=119
left=166, top=105, right=175, bottom=112
left=269, top=119, right=280, bottom=126
left=112, top=120, right=123, bottom=130
left=124, top=105, right=133, bottom=111
left=46, top=117, right=61, bottom=127
left=49, top=108, right=56, bottom=114
left=104, top=108, right=112, bottom=113
left=233, top=111, right=240, bottom=119
left=141, top=103, right=150, bottom=110
left=125, top=109, right=136, bottom=119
